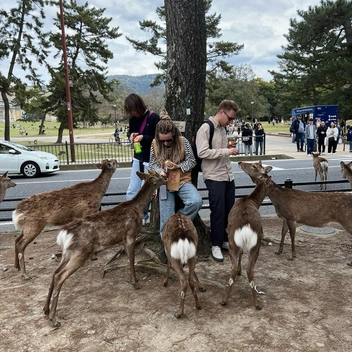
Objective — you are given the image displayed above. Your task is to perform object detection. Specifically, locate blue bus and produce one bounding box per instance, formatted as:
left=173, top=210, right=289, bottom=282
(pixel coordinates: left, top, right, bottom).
left=291, top=105, right=338, bottom=125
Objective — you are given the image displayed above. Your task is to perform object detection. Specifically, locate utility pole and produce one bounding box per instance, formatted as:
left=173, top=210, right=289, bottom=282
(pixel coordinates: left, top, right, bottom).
left=59, top=0, right=75, bottom=161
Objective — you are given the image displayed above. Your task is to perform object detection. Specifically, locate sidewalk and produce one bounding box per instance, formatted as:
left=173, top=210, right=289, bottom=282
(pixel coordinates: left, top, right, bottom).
left=263, top=133, right=351, bottom=160
left=11, top=132, right=352, bottom=162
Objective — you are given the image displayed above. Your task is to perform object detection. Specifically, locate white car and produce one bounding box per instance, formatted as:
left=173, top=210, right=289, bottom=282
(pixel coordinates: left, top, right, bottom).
left=0, top=140, right=60, bottom=178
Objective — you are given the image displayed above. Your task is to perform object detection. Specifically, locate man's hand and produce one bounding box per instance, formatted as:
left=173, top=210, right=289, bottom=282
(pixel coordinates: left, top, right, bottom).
left=229, top=147, right=239, bottom=156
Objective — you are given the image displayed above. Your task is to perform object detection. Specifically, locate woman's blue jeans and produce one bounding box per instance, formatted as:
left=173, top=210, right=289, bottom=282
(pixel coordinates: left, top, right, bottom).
left=126, top=158, right=149, bottom=220
left=160, top=182, right=202, bottom=237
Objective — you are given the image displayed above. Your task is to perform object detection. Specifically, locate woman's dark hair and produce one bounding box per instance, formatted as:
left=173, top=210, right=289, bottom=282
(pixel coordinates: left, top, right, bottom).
left=124, top=93, right=147, bottom=118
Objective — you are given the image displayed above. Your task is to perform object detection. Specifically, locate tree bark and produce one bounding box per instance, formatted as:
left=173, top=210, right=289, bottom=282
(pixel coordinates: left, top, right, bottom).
left=164, top=0, right=207, bottom=139
left=164, top=0, right=210, bottom=255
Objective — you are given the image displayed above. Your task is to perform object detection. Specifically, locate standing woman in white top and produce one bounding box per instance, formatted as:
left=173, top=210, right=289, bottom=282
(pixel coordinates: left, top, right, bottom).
left=326, top=121, right=339, bottom=154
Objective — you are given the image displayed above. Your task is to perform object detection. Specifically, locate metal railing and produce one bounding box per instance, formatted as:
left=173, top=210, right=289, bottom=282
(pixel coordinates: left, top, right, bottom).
left=30, top=134, right=267, bottom=165
left=0, top=178, right=349, bottom=223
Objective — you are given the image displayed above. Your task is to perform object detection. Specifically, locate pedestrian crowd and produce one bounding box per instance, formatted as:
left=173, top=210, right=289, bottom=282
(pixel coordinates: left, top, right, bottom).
left=289, top=114, right=346, bottom=155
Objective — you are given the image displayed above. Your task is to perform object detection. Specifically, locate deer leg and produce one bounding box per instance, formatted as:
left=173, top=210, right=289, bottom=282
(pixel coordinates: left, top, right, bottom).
left=221, top=247, right=241, bottom=305
left=48, top=253, right=90, bottom=327
left=276, top=220, right=289, bottom=255
left=172, top=261, right=187, bottom=318
left=319, top=171, right=324, bottom=190
left=16, top=225, right=45, bottom=280
left=43, top=255, right=70, bottom=315
left=247, top=246, right=262, bottom=310
left=14, top=232, right=23, bottom=269
left=324, top=171, right=328, bottom=191
left=188, top=257, right=202, bottom=310
left=124, top=238, right=140, bottom=289
left=192, top=271, right=206, bottom=292
left=163, top=255, right=171, bottom=287
left=287, top=221, right=297, bottom=260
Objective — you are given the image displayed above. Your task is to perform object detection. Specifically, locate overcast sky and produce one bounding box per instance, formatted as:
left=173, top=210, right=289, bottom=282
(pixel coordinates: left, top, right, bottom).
left=2, top=0, right=323, bottom=82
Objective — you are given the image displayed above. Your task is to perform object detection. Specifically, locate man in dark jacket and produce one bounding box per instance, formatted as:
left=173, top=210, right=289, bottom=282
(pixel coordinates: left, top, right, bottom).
left=292, top=115, right=306, bottom=152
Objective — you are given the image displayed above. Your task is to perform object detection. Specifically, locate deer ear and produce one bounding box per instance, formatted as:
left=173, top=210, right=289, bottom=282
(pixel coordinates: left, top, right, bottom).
left=3, top=171, right=8, bottom=177
left=264, top=166, right=273, bottom=174
left=136, top=171, right=145, bottom=180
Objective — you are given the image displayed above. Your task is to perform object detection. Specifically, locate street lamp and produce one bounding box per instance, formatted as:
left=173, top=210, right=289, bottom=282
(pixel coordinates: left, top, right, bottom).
left=112, top=104, right=117, bottom=125
left=251, top=101, right=254, bottom=120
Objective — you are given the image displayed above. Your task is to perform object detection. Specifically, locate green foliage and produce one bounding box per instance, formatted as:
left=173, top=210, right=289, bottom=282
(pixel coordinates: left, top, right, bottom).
left=0, top=0, right=51, bottom=140
left=206, top=65, right=272, bottom=118
left=270, top=0, right=352, bottom=119
left=45, top=0, right=123, bottom=137
left=126, top=0, right=243, bottom=87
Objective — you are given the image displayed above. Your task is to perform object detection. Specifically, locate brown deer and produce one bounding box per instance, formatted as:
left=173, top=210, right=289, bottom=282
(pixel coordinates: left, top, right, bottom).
left=13, top=159, right=118, bottom=279
left=0, top=172, right=16, bottom=203
left=43, top=171, right=167, bottom=327
left=162, top=213, right=206, bottom=318
left=238, top=161, right=352, bottom=265
left=221, top=176, right=269, bottom=310
left=340, top=161, right=352, bottom=188
left=312, top=152, right=328, bottom=190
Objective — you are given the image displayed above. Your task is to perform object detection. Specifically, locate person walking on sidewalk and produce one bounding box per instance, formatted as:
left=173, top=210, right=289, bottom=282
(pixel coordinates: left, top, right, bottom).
left=305, top=117, right=316, bottom=155
left=292, top=115, right=305, bottom=152
left=196, top=99, right=240, bottom=262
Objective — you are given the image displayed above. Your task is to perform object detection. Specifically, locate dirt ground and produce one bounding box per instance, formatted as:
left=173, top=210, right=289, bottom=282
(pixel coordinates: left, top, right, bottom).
left=0, top=217, right=351, bottom=352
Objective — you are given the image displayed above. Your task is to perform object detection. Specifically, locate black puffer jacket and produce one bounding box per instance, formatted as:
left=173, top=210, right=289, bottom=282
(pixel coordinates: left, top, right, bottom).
left=128, top=110, right=160, bottom=162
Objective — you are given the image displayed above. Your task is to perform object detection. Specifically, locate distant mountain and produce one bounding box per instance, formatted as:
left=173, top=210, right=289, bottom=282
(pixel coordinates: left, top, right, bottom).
left=108, top=74, right=164, bottom=95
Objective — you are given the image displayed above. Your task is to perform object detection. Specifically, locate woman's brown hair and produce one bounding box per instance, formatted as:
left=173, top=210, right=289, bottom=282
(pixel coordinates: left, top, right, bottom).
left=124, top=93, right=147, bottom=118
left=154, top=110, right=183, bottom=165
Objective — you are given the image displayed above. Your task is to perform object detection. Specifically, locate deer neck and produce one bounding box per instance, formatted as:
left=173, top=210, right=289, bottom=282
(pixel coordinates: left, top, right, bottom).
left=130, top=181, right=160, bottom=211
left=92, top=169, right=114, bottom=194
left=249, top=182, right=268, bottom=208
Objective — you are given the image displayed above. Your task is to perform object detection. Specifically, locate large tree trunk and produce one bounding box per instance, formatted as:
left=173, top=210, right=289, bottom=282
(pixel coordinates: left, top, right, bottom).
left=164, top=0, right=207, bottom=139
left=164, top=0, right=210, bottom=255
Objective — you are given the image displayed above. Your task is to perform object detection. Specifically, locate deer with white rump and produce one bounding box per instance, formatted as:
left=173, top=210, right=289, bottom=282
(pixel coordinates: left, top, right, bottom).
left=0, top=172, right=16, bottom=203
left=239, top=160, right=352, bottom=265
left=44, top=171, right=167, bottom=327
left=221, top=174, right=269, bottom=310
left=162, top=213, right=206, bottom=318
left=340, top=161, right=352, bottom=188
left=13, top=159, right=118, bottom=279
left=312, top=152, right=328, bottom=190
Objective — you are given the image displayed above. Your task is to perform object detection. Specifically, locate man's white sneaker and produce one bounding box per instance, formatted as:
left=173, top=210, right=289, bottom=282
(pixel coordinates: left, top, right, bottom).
left=221, top=241, right=229, bottom=250
left=211, top=246, right=223, bottom=262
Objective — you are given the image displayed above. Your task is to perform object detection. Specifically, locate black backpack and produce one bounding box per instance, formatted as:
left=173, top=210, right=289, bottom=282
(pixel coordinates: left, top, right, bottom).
left=192, top=120, right=215, bottom=173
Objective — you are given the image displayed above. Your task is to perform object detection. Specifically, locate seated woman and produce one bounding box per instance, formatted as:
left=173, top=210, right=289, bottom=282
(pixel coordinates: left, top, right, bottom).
left=149, top=111, right=203, bottom=236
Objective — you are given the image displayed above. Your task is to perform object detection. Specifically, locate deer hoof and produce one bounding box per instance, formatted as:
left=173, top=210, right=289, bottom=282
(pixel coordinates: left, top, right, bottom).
left=255, top=305, right=262, bottom=310
left=198, top=287, right=207, bottom=292
left=347, top=261, right=352, bottom=267
left=274, top=250, right=282, bottom=255
left=196, top=305, right=202, bottom=310
left=21, top=273, right=32, bottom=280
left=174, top=312, right=181, bottom=319
left=220, top=300, right=227, bottom=306
left=133, top=282, right=141, bottom=290
left=52, top=321, right=61, bottom=328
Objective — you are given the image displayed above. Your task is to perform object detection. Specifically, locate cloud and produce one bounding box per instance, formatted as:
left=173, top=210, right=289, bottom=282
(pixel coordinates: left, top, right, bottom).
left=1, top=0, right=322, bottom=82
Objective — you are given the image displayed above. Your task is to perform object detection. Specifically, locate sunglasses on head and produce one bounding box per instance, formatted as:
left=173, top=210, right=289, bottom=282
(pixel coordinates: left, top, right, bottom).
left=159, top=138, right=173, bottom=143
